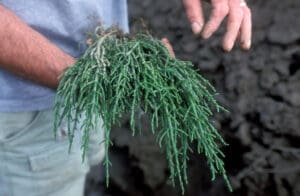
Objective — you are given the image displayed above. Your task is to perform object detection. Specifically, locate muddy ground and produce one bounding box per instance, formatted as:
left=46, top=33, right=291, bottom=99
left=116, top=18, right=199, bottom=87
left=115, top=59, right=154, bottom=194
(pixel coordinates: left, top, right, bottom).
left=85, top=0, right=300, bottom=195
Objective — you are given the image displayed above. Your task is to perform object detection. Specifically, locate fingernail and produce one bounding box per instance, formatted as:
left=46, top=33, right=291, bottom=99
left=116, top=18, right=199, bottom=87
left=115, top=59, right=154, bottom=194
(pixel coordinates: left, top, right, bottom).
left=223, top=42, right=233, bottom=52
left=223, top=46, right=232, bottom=52
left=202, top=30, right=211, bottom=40
left=245, top=40, right=251, bottom=49
left=241, top=40, right=251, bottom=50
left=161, top=38, right=167, bottom=43
left=192, top=22, right=202, bottom=34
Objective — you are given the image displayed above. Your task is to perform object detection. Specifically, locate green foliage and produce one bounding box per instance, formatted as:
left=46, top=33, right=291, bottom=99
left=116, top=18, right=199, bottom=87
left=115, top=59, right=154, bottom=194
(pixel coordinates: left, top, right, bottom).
left=54, top=26, right=232, bottom=193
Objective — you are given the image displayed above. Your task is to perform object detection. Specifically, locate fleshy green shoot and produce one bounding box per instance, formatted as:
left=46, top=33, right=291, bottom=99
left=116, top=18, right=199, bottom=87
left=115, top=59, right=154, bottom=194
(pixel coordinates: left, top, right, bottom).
left=54, top=26, right=232, bottom=194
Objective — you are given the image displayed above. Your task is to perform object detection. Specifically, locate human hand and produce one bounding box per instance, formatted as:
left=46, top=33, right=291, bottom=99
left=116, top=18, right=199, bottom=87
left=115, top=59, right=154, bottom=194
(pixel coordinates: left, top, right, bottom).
left=183, top=0, right=252, bottom=51
left=161, top=38, right=176, bottom=57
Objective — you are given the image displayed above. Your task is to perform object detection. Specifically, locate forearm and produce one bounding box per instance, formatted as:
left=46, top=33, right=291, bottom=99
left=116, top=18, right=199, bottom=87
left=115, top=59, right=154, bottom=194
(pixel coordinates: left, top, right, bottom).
left=0, top=5, right=75, bottom=89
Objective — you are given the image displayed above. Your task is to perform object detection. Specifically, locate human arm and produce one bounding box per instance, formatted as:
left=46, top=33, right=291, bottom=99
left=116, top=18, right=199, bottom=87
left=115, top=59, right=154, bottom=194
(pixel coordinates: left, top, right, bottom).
left=183, top=0, right=252, bottom=51
left=0, top=5, right=75, bottom=89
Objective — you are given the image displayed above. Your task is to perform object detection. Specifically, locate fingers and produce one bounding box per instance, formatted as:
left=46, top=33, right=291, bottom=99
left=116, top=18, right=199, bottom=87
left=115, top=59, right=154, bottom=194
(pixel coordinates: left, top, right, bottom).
left=202, top=0, right=229, bottom=39
left=239, top=6, right=252, bottom=50
left=161, top=38, right=176, bottom=57
left=183, top=0, right=205, bottom=34
left=222, top=0, right=244, bottom=51
left=183, top=0, right=252, bottom=51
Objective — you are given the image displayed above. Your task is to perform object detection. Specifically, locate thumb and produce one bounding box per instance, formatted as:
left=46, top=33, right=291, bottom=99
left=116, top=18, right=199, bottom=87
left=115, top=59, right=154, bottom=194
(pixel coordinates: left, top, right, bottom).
left=161, top=38, right=175, bottom=57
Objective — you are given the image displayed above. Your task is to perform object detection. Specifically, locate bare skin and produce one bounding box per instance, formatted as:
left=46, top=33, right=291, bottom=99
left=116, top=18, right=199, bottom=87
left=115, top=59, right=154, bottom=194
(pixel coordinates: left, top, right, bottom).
left=0, top=5, right=75, bottom=89
left=161, top=38, right=176, bottom=57
left=183, top=0, right=252, bottom=51
left=0, top=2, right=252, bottom=90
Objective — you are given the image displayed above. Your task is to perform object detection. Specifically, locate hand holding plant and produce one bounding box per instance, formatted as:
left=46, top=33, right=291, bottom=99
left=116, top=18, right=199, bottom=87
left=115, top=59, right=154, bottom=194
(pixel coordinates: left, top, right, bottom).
left=54, top=26, right=231, bottom=193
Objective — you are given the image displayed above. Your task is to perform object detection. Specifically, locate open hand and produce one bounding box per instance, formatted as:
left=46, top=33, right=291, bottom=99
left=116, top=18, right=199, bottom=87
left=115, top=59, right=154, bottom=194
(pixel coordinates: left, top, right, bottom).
left=183, top=0, right=252, bottom=51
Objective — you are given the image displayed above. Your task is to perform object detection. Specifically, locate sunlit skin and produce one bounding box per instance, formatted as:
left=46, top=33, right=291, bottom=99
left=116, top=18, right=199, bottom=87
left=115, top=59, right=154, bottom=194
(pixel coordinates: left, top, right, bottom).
left=184, top=0, right=252, bottom=51
left=163, top=0, right=252, bottom=53
left=0, top=1, right=252, bottom=89
left=161, top=38, right=176, bottom=57
left=0, top=5, right=75, bottom=89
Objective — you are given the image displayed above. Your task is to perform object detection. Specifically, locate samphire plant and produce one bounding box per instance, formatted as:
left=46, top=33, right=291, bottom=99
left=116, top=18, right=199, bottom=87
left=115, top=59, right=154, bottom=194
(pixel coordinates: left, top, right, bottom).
left=54, top=25, right=231, bottom=193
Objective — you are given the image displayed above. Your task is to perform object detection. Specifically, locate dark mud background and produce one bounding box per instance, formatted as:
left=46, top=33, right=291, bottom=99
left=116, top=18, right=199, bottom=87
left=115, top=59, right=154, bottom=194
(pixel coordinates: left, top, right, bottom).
left=85, top=0, right=300, bottom=195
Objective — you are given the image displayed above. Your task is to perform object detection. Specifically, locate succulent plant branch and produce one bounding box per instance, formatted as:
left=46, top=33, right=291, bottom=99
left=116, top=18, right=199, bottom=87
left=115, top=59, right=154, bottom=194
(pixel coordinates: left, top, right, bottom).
left=53, top=26, right=232, bottom=193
